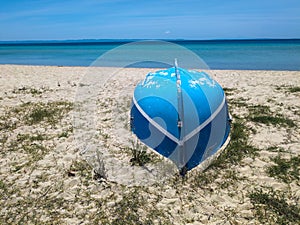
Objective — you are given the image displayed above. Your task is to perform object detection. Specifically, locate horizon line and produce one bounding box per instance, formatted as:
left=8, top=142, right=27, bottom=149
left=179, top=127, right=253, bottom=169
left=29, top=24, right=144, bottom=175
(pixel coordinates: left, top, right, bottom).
left=1, top=37, right=300, bottom=44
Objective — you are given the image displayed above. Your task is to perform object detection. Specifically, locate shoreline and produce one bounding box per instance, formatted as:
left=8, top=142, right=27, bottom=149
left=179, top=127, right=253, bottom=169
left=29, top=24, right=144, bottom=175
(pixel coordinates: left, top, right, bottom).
left=1, top=63, right=300, bottom=72
left=0, top=64, right=299, bottom=224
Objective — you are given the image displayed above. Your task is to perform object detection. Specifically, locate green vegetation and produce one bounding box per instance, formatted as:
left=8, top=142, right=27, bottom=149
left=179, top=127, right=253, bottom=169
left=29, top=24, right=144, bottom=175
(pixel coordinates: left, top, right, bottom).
left=250, top=115, right=296, bottom=127
left=266, top=155, right=300, bottom=183
left=0, top=101, right=73, bottom=171
left=0, top=101, right=73, bottom=132
left=288, top=86, right=300, bottom=93
left=228, top=97, right=249, bottom=108
left=275, top=85, right=300, bottom=93
left=9, top=133, right=47, bottom=151
left=192, top=117, right=257, bottom=189
left=0, top=179, right=8, bottom=198
left=0, top=114, right=17, bottom=131
left=210, top=118, right=259, bottom=169
left=58, top=126, right=73, bottom=138
left=192, top=93, right=258, bottom=188
left=12, top=86, right=53, bottom=95
left=266, top=146, right=285, bottom=153
left=7, top=133, right=50, bottom=170
left=247, top=104, right=296, bottom=127
left=191, top=170, right=216, bottom=188
left=111, top=188, right=170, bottom=225
left=0, top=134, right=8, bottom=147
left=223, top=87, right=237, bottom=96
left=128, top=140, right=151, bottom=166
left=17, top=133, right=46, bottom=142
left=25, top=101, right=73, bottom=125
left=248, top=104, right=271, bottom=115
left=111, top=189, right=145, bottom=225
left=249, top=188, right=300, bottom=224
left=68, top=159, right=93, bottom=181
left=0, top=182, right=71, bottom=224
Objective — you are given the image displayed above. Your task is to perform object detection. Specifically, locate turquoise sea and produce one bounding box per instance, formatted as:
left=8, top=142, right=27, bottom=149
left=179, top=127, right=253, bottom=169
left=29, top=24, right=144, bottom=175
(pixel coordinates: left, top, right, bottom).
left=0, top=39, right=299, bottom=70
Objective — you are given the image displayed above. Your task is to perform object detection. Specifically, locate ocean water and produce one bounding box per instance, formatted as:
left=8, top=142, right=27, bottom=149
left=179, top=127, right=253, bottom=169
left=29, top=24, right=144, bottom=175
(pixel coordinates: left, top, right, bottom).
left=0, top=39, right=299, bottom=70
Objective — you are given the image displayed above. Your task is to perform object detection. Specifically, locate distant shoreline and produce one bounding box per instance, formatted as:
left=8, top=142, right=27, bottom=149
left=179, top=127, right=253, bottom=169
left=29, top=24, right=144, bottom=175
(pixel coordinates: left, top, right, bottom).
left=1, top=38, right=300, bottom=46
left=1, top=64, right=300, bottom=72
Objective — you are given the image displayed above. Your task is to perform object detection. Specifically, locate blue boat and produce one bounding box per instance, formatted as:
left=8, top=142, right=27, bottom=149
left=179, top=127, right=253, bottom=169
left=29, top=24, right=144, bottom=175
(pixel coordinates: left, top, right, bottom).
left=130, top=63, right=231, bottom=175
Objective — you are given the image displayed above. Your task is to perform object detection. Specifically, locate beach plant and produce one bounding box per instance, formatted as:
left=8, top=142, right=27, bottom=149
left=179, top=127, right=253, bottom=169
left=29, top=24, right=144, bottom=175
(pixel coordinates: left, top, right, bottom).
left=248, top=104, right=272, bottom=115
left=249, top=114, right=296, bottom=127
left=275, top=85, right=300, bottom=93
left=0, top=113, right=17, bottom=131
left=12, top=86, right=45, bottom=95
left=192, top=117, right=257, bottom=189
left=288, top=86, right=300, bottom=93
left=228, top=97, right=249, bottom=108
left=5, top=131, right=51, bottom=171
left=111, top=189, right=144, bottom=225
left=28, top=107, right=53, bottom=124
left=0, top=134, right=8, bottom=147
left=16, top=143, right=49, bottom=170
left=68, top=159, right=93, bottom=181
left=249, top=188, right=300, bottom=224
left=266, top=146, right=285, bottom=153
left=266, top=154, right=300, bottom=183
left=110, top=187, right=170, bottom=225
left=1, top=101, right=73, bottom=129
left=191, top=169, right=217, bottom=188
left=58, top=131, right=69, bottom=138
left=17, top=133, right=46, bottom=142
left=209, top=118, right=259, bottom=169
left=219, top=169, right=241, bottom=189
left=0, top=179, right=8, bottom=198
left=58, top=126, right=73, bottom=138
left=129, top=139, right=151, bottom=166
left=223, top=87, right=237, bottom=96
left=25, top=101, right=73, bottom=125
left=247, top=104, right=296, bottom=128
left=0, top=182, right=70, bottom=224
left=93, top=149, right=107, bottom=180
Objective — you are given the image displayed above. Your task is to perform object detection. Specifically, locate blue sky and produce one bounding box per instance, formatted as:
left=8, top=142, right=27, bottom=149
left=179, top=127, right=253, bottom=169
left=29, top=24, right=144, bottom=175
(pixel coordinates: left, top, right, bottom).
left=1, top=0, right=300, bottom=41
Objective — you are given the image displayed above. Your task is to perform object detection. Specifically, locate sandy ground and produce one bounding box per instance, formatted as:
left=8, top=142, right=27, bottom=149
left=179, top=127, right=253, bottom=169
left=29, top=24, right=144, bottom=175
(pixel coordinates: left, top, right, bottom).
left=0, top=65, right=299, bottom=224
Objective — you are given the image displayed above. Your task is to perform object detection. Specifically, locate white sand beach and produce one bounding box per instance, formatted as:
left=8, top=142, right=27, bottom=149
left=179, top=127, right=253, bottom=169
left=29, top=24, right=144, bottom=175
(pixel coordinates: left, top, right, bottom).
left=0, top=65, right=299, bottom=224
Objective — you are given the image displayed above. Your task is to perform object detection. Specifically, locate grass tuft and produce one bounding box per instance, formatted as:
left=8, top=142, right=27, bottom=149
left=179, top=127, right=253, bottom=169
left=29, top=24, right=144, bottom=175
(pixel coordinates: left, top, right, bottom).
left=25, top=101, right=73, bottom=125
left=128, top=140, right=151, bottom=166
left=266, top=146, right=285, bottom=152
left=275, top=85, right=300, bottom=93
left=68, top=159, right=92, bottom=181
left=111, top=189, right=144, bottom=225
left=288, top=86, right=300, bottom=93
left=12, top=86, right=53, bottom=95
left=210, top=119, right=259, bottom=169
left=247, top=104, right=296, bottom=127
left=250, top=116, right=296, bottom=127
left=266, top=155, right=300, bottom=183
left=58, top=126, right=73, bottom=138
left=249, top=188, right=300, bottom=224
left=223, top=87, right=237, bottom=96
left=192, top=117, right=257, bottom=189
left=0, top=101, right=73, bottom=132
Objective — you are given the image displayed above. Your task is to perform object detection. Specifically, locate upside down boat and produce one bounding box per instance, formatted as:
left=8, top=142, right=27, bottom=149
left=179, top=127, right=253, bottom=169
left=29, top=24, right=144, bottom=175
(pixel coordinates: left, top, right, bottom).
left=130, top=62, right=231, bottom=175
